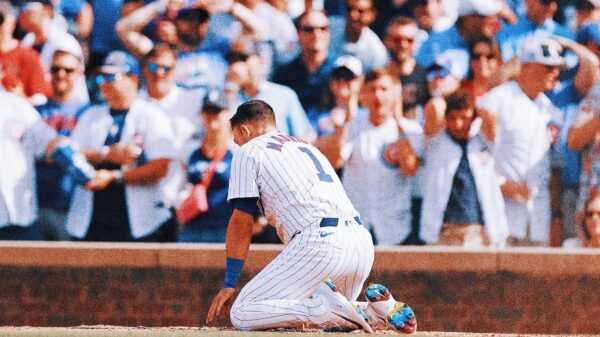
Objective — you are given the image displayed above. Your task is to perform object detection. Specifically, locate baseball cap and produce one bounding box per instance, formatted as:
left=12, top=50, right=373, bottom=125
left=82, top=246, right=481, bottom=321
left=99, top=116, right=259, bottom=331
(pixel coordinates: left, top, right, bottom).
left=577, top=22, right=600, bottom=46
left=518, top=37, right=565, bottom=67
left=99, top=51, right=140, bottom=76
left=202, top=89, right=229, bottom=112
left=175, top=7, right=210, bottom=23
left=458, top=0, right=503, bottom=17
left=333, top=55, right=363, bottom=77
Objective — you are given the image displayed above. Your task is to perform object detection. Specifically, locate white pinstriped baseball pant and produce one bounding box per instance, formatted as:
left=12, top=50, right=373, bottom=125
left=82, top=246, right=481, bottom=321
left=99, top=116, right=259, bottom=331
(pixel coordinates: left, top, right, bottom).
left=230, top=218, right=374, bottom=330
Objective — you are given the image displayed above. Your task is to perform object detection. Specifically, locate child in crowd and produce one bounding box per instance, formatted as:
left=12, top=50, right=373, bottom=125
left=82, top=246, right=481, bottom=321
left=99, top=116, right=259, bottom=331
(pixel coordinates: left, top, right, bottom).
left=420, top=90, right=508, bottom=247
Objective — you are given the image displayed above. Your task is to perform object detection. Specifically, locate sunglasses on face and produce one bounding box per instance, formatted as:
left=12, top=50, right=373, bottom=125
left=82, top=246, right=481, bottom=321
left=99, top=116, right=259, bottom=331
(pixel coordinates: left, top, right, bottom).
left=471, top=53, right=496, bottom=60
left=299, top=25, right=329, bottom=33
left=95, top=73, right=123, bottom=86
left=147, top=62, right=173, bottom=74
left=50, top=65, right=77, bottom=74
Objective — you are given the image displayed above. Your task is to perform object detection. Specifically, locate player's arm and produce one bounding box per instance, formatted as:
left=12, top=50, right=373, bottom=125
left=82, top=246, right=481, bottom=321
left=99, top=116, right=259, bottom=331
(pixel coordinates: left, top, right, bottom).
left=206, top=200, right=257, bottom=324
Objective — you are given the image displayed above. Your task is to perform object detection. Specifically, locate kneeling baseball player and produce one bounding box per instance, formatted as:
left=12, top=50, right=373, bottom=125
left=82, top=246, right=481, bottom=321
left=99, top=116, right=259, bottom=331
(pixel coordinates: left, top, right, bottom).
left=206, top=100, right=417, bottom=333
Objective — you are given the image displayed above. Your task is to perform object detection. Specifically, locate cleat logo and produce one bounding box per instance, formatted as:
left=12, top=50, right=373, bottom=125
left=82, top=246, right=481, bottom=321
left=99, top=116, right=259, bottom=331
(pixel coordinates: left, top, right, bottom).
left=320, top=232, right=334, bottom=238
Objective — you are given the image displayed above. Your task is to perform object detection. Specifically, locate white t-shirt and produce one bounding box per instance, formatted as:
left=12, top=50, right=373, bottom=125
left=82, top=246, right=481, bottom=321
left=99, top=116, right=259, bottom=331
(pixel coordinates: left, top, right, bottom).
left=66, top=99, right=176, bottom=238
left=478, top=81, right=562, bottom=242
left=342, top=115, right=424, bottom=245
left=0, top=92, right=56, bottom=227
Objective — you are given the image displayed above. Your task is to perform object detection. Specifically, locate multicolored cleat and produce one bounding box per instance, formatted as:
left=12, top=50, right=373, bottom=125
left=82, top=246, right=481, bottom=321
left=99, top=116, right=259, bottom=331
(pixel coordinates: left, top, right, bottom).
left=364, top=283, right=417, bottom=334
left=315, top=279, right=374, bottom=333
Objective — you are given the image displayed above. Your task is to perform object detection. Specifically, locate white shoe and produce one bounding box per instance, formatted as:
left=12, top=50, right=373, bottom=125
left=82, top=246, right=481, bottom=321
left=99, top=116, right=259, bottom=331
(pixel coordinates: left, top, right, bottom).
left=364, top=284, right=417, bottom=334
left=314, top=279, right=374, bottom=333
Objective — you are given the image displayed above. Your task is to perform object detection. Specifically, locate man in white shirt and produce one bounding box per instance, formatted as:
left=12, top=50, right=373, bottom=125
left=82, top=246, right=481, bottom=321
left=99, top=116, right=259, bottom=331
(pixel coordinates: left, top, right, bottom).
left=66, top=51, right=177, bottom=241
left=0, top=90, right=58, bottom=240
left=478, top=37, right=564, bottom=246
left=318, top=69, right=424, bottom=245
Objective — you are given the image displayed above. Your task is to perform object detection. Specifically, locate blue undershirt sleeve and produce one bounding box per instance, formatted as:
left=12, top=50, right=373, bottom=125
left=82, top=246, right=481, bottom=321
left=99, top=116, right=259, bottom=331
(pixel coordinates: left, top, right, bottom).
left=229, top=197, right=259, bottom=216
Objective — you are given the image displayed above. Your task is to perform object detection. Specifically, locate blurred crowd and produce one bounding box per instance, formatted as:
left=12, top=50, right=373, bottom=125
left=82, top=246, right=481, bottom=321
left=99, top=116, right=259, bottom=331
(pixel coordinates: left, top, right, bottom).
left=1, top=0, right=600, bottom=248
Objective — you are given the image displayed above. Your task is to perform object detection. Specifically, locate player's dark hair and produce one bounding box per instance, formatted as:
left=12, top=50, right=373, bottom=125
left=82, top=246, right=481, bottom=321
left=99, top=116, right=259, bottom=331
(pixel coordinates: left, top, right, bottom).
left=444, top=90, right=475, bottom=116
left=230, top=100, right=276, bottom=128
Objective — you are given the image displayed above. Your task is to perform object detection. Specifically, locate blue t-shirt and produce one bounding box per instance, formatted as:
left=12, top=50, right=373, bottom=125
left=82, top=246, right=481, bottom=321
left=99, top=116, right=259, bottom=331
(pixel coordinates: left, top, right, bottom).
left=184, top=148, right=234, bottom=230
left=86, top=0, right=125, bottom=54
left=442, top=136, right=484, bottom=225
left=36, top=101, right=88, bottom=211
left=272, top=54, right=337, bottom=112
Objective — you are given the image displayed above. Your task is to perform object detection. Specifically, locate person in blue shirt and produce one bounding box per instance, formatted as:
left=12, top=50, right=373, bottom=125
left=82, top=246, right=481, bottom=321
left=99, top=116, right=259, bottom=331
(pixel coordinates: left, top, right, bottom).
left=178, top=91, right=236, bottom=243
left=36, top=48, right=89, bottom=240
left=272, top=10, right=338, bottom=112
left=415, top=0, right=506, bottom=80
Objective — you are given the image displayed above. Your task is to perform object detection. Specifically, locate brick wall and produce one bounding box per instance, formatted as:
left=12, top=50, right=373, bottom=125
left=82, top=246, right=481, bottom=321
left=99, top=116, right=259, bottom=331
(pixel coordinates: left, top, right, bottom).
left=0, top=243, right=599, bottom=334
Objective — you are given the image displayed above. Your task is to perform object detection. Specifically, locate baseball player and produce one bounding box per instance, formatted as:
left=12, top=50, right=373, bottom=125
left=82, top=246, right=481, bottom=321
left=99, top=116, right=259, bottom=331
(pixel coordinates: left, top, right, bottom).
left=206, top=100, right=416, bottom=333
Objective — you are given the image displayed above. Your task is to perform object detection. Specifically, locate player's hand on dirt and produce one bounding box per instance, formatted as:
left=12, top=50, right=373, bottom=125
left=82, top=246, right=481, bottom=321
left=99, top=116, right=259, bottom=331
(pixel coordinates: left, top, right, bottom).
left=500, top=180, right=531, bottom=203
left=106, top=142, right=141, bottom=165
left=206, top=288, right=235, bottom=324
left=85, top=169, right=118, bottom=191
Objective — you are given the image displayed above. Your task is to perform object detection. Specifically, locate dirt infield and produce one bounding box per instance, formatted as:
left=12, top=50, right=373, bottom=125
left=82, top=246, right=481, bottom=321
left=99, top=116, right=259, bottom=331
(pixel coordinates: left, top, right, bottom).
left=0, top=327, right=594, bottom=337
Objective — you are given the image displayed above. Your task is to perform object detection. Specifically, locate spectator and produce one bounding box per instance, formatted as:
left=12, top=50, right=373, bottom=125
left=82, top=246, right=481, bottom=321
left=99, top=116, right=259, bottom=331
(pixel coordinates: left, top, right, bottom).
left=328, top=0, right=388, bottom=72
left=226, top=51, right=315, bottom=142
left=272, top=10, right=337, bottom=112
left=308, top=55, right=365, bottom=138
left=478, top=37, right=564, bottom=246
left=574, top=0, right=600, bottom=28
left=461, top=36, right=503, bottom=99
left=318, top=69, right=423, bottom=245
left=497, top=0, right=575, bottom=63
left=116, top=1, right=232, bottom=94
left=205, top=0, right=297, bottom=77
left=0, top=89, right=59, bottom=240
left=415, top=0, right=507, bottom=80
left=0, top=0, right=51, bottom=105
left=544, top=35, right=599, bottom=246
left=66, top=51, right=177, bottom=242
left=85, top=0, right=127, bottom=73
left=139, top=43, right=202, bottom=152
left=416, top=0, right=504, bottom=80
left=384, top=16, right=429, bottom=121
left=420, top=90, right=508, bottom=248
left=178, top=91, right=236, bottom=243
left=35, top=47, right=89, bottom=241
left=18, top=1, right=89, bottom=104
left=567, top=21, right=600, bottom=232
left=563, top=191, right=600, bottom=248
left=138, top=43, right=204, bottom=212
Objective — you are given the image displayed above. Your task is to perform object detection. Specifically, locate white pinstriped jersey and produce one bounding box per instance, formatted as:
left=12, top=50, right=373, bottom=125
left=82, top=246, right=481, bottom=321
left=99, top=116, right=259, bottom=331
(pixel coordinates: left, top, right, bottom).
left=228, top=130, right=359, bottom=244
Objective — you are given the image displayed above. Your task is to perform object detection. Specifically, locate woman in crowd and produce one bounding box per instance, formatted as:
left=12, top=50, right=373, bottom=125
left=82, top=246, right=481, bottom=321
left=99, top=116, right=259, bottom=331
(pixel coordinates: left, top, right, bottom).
left=461, top=36, right=503, bottom=100
left=563, top=191, right=600, bottom=248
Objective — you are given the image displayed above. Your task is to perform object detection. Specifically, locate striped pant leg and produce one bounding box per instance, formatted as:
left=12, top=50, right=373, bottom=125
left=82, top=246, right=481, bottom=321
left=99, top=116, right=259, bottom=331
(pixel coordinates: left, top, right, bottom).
left=230, top=224, right=374, bottom=330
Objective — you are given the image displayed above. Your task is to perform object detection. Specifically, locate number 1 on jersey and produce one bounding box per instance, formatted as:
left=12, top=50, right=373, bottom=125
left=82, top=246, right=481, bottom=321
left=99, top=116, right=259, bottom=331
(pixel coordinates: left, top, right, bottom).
left=298, top=147, right=334, bottom=182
